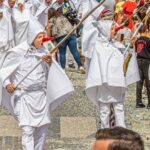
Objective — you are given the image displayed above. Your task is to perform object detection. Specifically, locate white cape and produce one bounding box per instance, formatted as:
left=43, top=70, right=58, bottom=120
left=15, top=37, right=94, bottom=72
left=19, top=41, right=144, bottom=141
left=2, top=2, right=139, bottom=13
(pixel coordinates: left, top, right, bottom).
left=85, top=39, right=140, bottom=106
left=81, top=0, right=105, bottom=58
left=12, top=8, right=31, bottom=45
left=31, top=0, right=49, bottom=27
left=0, top=8, right=14, bottom=55
left=0, top=41, right=74, bottom=122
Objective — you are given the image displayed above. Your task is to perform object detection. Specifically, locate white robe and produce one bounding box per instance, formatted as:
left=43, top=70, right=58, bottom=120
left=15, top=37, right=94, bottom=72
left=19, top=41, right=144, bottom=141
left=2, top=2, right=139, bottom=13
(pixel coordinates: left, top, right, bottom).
left=0, top=41, right=74, bottom=127
left=12, top=8, right=31, bottom=45
left=0, top=7, right=15, bottom=66
left=80, top=0, right=115, bottom=59
left=35, top=4, right=50, bottom=27
left=85, top=37, right=140, bottom=106
left=80, top=0, right=104, bottom=58
left=31, top=0, right=50, bottom=27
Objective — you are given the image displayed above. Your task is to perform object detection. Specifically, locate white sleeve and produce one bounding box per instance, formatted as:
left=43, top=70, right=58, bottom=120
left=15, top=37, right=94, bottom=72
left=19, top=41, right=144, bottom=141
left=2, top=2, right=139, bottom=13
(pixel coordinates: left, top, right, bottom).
left=92, top=5, right=105, bottom=19
left=89, top=0, right=105, bottom=19
left=3, top=78, right=11, bottom=88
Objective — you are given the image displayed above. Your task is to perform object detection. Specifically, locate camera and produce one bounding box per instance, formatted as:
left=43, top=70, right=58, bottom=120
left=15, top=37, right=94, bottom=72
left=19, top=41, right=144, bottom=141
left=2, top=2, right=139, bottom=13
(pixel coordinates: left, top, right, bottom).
left=65, top=10, right=79, bottom=25
left=60, top=0, right=79, bottom=25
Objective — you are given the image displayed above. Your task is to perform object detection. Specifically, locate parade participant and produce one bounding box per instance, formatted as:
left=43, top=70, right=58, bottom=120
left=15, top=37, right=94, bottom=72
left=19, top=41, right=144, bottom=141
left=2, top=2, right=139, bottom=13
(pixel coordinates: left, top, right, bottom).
left=4, top=0, right=16, bottom=13
left=0, top=2, right=15, bottom=67
left=85, top=19, right=139, bottom=128
left=80, top=0, right=116, bottom=76
left=0, top=0, right=3, bottom=8
left=33, top=0, right=53, bottom=27
left=12, top=0, right=31, bottom=45
left=135, top=25, right=150, bottom=109
left=79, top=0, right=105, bottom=76
left=0, top=18, right=74, bottom=150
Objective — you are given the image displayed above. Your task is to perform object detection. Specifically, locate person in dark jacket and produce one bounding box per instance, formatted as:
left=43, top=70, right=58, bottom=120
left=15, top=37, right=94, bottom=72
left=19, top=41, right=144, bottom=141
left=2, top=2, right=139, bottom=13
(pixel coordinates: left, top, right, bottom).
left=135, top=25, right=150, bottom=109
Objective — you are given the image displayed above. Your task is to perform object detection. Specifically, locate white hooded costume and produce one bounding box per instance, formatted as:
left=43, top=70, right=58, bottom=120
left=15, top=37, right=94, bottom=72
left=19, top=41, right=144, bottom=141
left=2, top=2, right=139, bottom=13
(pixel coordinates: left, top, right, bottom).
left=4, top=0, right=17, bottom=14
left=80, top=0, right=105, bottom=59
left=0, top=7, right=15, bottom=67
left=85, top=20, right=140, bottom=128
left=0, top=18, right=74, bottom=150
left=12, top=0, right=31, bottom=46
left=31, top=0, right=53, bottom=27
left=79, top=0, right=115, bottom=77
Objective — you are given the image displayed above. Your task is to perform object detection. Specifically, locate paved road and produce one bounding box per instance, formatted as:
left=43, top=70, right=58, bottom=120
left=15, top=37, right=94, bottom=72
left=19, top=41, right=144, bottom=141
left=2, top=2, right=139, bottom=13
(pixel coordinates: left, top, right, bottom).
left=0, top=69, right=150, bottom=150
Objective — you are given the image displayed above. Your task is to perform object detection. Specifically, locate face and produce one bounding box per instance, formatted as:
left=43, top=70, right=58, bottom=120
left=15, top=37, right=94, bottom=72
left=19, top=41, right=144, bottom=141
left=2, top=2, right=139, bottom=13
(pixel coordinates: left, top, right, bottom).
left=8, top=0, right=16, bottom=8
left=0, top=0, right=3, bottom=7
left=92, top=140, right=114, bottom=150
left=33, top=32, right=45, bottom=49
left=45, top=0, right=52, bottom=5
left=18, top=3, right=24, bottom=12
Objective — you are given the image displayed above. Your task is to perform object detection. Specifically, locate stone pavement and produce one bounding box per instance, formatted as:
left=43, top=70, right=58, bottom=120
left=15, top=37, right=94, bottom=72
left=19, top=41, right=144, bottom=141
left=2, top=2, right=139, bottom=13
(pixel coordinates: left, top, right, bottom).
left=0, top=69, right=150, bottom=150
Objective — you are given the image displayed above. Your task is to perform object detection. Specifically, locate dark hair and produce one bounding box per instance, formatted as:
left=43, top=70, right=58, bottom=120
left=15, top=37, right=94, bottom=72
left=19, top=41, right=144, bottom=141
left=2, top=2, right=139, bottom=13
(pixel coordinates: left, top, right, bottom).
left=122, top=18, right=129, bottom=27
left=138, top=24, right=147, bottom=33
left=95, top=127, right=144, bottom=150
left=145, top=16, right=150, bottom=32
left=48, top=8, right=61, bottom=20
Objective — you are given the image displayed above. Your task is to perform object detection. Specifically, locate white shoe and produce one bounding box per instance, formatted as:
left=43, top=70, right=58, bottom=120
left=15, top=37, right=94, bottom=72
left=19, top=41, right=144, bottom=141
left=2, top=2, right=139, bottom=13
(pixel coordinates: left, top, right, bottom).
left=79, top=66, right=85, bottom=74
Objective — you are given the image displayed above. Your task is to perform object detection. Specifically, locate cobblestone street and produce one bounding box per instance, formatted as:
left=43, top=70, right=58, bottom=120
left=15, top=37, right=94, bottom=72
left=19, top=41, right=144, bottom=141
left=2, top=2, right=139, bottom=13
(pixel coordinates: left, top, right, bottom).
left=0, top=69, right=150, bottom=150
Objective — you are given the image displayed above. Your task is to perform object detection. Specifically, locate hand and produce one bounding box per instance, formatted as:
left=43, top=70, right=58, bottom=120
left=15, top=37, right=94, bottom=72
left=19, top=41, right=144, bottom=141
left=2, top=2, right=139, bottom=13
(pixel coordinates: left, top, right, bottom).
left=6, top=84, right=16, bottom=93
left=42, top=54, right=52, bottom=65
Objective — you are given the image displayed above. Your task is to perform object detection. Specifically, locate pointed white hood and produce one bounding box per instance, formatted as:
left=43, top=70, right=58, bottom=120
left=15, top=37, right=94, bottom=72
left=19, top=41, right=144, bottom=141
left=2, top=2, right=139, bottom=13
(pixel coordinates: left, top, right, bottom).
left=27, top=18, right=45, bottom=45
left=103, top=0, right=115, bottom=12
left=93, top=20, right=113, bottom=39
left=17, top=0, right=25, bottom=5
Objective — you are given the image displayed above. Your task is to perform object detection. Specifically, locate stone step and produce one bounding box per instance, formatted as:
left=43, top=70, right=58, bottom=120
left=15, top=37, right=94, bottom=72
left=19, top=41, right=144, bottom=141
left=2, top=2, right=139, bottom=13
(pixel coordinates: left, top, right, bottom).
left=45, top=138, right=95, bottom=150
left=0, top=136, right=150, bottom=150
left=0, top=136, right=95, bottom=150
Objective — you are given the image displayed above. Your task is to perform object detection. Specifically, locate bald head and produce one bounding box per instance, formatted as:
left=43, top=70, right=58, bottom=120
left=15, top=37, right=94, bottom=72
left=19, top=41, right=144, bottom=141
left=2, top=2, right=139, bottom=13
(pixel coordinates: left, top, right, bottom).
left=92, top=140, right=114, bottom=150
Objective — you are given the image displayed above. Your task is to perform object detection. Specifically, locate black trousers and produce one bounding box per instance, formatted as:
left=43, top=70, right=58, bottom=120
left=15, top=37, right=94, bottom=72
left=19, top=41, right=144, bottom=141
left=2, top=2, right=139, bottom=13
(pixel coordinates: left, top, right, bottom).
left=136, top=59, right=150, bottom=105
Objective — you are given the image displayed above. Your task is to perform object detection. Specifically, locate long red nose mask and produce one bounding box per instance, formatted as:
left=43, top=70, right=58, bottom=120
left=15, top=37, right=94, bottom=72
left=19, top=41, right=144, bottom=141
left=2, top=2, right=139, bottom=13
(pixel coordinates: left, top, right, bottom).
left=101, top=9, right=110, bottom=15
left=115, top=25, right=124, bottom=32
left=42, top=37, right=55, bottom=43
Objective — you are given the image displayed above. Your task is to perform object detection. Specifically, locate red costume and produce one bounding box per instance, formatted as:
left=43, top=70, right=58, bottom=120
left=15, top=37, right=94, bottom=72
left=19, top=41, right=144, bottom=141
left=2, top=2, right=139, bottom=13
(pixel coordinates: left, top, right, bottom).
left=122, top=0, right=137, bottom=29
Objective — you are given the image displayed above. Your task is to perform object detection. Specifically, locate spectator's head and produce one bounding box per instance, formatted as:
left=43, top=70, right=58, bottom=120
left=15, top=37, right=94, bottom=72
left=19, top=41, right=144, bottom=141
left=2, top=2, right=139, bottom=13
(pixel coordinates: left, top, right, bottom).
left=57, top=0, right=64, bottom=5
left=48, top=8, right=61, bottom=20
left=92, top=127, right=144, bottom=150
left=139, top=24, right=147, bottom=34
left=8, top=0, right=16, bottom=8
